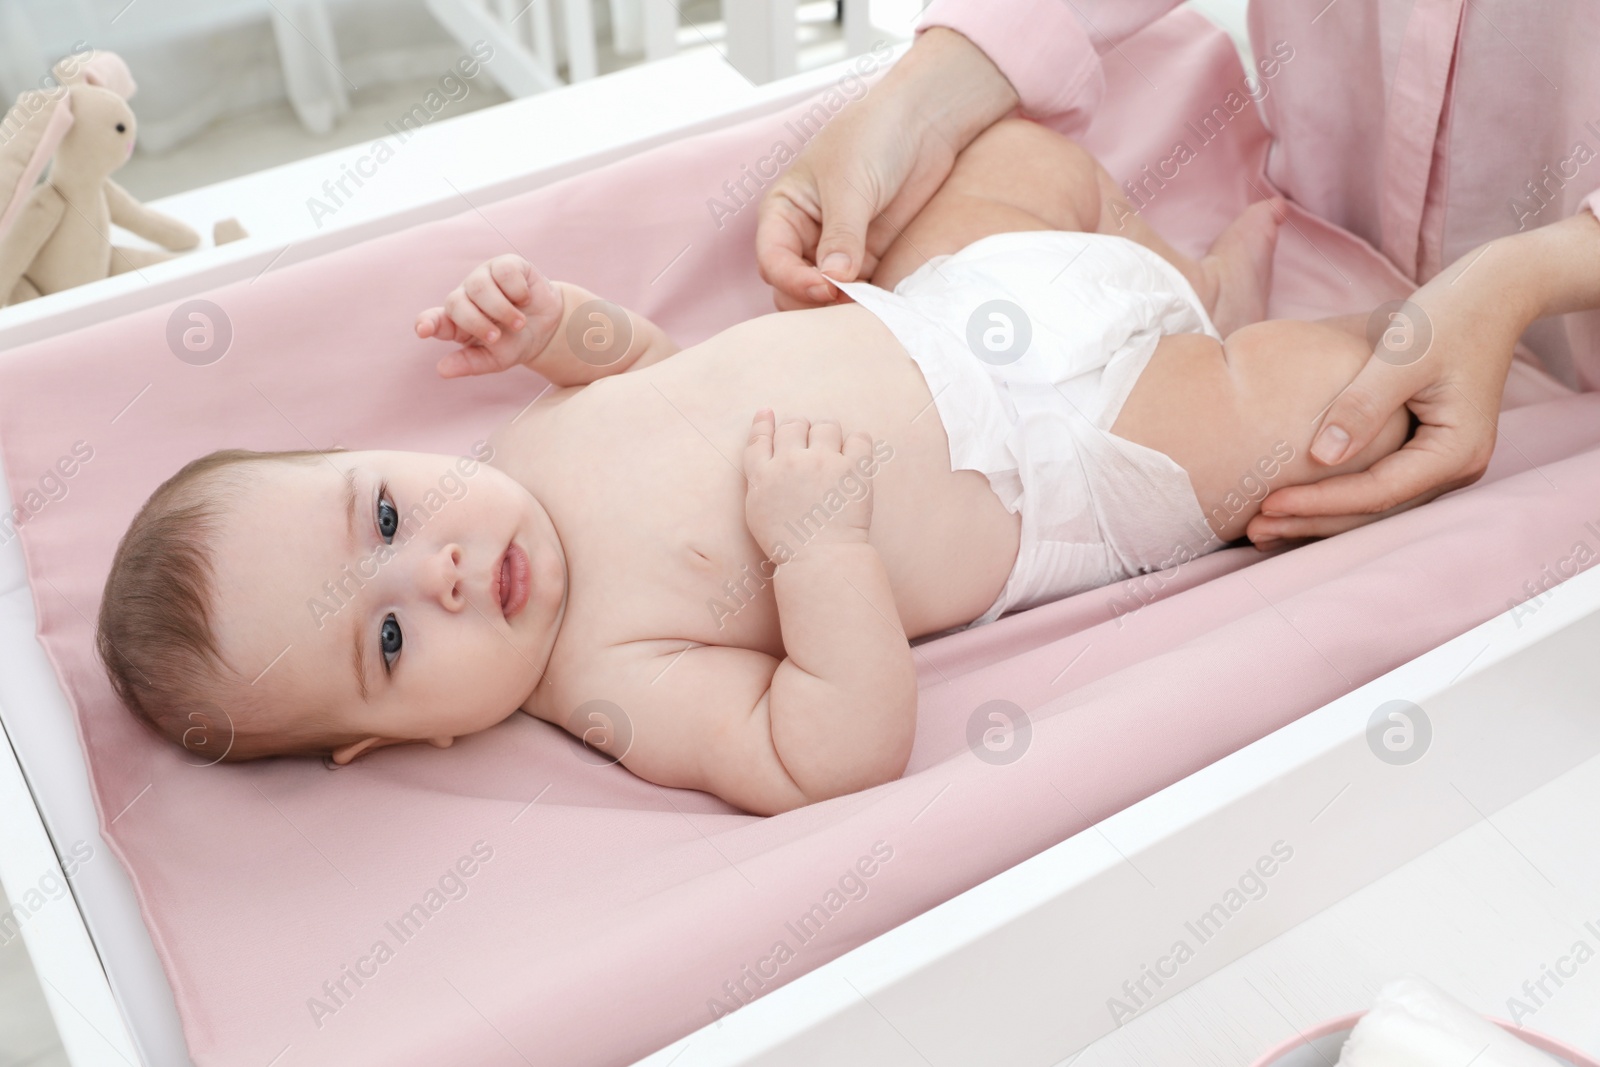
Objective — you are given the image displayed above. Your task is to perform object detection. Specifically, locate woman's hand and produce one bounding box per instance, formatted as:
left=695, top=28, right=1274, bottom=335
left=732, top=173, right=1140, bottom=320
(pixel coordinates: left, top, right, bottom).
left=1245, top=216, right=1600, bottom=546
left=755, top=27, right=1021, bottom=310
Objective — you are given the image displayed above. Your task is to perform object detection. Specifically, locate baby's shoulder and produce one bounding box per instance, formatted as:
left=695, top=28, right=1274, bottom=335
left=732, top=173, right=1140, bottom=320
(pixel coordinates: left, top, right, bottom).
left=527, top=635, right=749, bottom=769
left=525, top=628, right=663, bottom=704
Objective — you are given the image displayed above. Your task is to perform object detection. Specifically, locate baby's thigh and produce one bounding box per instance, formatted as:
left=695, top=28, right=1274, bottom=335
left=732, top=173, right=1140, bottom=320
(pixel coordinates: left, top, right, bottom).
left=1111, top=320, right=1410, bottom=541
left=871, top=118, right=1104, bottom=291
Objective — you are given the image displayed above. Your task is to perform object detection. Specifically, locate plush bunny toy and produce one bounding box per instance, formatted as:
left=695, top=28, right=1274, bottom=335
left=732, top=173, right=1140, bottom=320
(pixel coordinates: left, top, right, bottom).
left=0, top=48, right=245, bottom=306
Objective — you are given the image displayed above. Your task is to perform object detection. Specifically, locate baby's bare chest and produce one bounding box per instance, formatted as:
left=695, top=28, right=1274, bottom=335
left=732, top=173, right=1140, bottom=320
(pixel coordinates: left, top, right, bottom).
left=494, top=304, right=1022, bottom=657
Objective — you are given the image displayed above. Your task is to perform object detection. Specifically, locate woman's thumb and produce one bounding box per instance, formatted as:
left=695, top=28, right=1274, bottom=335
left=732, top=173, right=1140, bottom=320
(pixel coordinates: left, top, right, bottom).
left=1310, top=360, right=1408, bottom=465
left=814, top=176, right=876, bottom=282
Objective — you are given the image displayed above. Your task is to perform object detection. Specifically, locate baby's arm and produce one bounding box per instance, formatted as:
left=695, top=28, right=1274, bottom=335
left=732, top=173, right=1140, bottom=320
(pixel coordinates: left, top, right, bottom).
left=739, top=411, right=919, bottom=805
left=415, top=254, right=680, bottom=387
left=596, top=411, right=918, bottom=815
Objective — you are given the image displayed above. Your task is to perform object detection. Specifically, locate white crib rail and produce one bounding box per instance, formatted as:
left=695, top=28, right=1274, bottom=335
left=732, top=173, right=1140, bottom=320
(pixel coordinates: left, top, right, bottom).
left=427, top=0, right=875, bottom=92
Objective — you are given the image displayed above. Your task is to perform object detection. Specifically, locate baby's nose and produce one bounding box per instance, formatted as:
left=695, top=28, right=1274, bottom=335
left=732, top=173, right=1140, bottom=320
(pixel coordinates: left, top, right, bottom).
left=424, top=543, right=466, bottom=608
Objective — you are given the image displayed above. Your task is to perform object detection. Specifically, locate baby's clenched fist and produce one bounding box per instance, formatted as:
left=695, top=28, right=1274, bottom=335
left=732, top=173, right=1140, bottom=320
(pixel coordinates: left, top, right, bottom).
left=743, top=410, right=876, bottom=564
left=416, top=254, right=566, bottom=379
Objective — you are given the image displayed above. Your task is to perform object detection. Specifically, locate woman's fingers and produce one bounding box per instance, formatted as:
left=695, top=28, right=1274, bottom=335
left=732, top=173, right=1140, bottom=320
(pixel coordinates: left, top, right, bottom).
left=1263, top=364, right=1496, bottom=531
left=1251, top=440, right=1469, bottom=541
left=754, top=98, right=911, bottom=308
left=1306, top=354, right=1420, bottom=467
left=812, top=166, right=879, bottom=286
left=756, top=162, right=882, bottom=305
left=756, top=186, right=836, bottom=307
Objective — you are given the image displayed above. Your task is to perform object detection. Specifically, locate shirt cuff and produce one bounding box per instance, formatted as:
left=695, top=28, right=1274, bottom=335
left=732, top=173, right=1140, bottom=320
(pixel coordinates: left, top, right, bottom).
left=914, top=0, right=1106, bottom=135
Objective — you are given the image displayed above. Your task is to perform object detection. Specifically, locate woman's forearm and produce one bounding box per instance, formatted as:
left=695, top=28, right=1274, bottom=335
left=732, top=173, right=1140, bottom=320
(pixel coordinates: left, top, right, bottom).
left=1518, top=207, right=1600, bottom=320
left=890, top=27, right=1021, bottom=153
left=1445, top=208, right=1600, bottom=328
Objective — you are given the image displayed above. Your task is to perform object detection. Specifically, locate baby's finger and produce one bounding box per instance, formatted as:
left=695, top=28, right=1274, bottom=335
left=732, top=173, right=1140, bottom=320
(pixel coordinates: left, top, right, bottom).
left=436, top=344, right=511, bottom=379
left=808, top=419, right=842, bottom=453
left=773, top=415, right=810, bottom=453
left=842, top=429, right=873, bottom=466
left=415, top=307, right=445, bottom=339
left=443, top=290, right=501, bottom=345
left=463, top=274, right=524, bottom=338
left=744, top=409, right=775, bottom=472
left=487, top=256, right=533, bottom=307
left=421, top=310, right=467, bottom=345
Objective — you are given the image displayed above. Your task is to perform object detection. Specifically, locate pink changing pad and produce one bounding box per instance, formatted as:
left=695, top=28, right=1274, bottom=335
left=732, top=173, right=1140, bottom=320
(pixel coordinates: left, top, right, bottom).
left=2, top=11, right=1597, bottom=1066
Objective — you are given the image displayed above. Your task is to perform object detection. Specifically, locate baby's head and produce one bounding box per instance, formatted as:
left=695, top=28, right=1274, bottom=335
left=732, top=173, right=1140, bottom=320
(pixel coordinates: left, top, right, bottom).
left=96, top=445, right=567, bottom=765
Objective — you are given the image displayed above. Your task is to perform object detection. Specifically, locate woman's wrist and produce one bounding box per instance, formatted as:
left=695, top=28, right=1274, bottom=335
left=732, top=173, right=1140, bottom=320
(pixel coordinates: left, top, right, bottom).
left=892, top=26, right=1020, bottom=153
left=1420, top=228, right=1555, bottom=341
left=1513, top=207, right=1600, bottom=321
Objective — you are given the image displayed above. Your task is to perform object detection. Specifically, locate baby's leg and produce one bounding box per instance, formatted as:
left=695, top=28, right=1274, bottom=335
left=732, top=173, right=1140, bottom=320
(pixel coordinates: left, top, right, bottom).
left=1111, top=316, right=1413, bottom=543
left=869, top=117, right=1282, bottom=335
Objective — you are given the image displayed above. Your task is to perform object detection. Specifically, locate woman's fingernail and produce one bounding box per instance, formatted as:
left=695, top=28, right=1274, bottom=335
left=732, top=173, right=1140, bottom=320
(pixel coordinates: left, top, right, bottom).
left=1311, top=425, right=1349, bottom=464
left=1260, top=508, right=1287, bottom=517
left=1255, top=539, right=1281, bottom=551
left=808, top=284, right=831, bottom=303
left=821, top=253, right=850, bottom=276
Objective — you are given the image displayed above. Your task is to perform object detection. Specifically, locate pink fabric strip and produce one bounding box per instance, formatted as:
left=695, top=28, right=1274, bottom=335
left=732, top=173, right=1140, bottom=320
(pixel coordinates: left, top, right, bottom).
left=1377, top=0, right=1467, bottom=280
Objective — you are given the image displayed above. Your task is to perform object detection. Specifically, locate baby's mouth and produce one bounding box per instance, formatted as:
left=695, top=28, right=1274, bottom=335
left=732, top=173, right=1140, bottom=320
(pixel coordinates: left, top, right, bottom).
left=497, top=540, right=531, bottom=619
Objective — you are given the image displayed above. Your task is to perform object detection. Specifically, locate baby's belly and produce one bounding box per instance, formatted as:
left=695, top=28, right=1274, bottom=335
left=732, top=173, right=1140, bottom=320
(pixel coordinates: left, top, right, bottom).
left=542, top=303, right=1021, bottom=644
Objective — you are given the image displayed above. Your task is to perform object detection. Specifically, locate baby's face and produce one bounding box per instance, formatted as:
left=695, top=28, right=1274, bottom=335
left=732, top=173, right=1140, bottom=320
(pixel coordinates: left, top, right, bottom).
left=208, top=449, right=567, bottom=762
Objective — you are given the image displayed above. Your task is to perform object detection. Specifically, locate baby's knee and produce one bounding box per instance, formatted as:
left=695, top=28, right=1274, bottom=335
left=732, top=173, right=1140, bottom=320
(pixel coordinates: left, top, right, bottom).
left=949, top=117, right=1103, bottom=232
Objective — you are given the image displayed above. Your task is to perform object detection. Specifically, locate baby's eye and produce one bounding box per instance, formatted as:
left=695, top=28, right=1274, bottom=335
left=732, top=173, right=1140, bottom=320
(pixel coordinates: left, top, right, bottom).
left=380, top=613, right=402, bottom=673
left=377, top=482, right=398, bottom=543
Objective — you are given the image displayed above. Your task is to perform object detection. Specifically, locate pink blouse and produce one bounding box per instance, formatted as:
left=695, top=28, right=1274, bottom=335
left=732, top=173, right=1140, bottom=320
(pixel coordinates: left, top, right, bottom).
left=916, top=0, right=1600, bottom=391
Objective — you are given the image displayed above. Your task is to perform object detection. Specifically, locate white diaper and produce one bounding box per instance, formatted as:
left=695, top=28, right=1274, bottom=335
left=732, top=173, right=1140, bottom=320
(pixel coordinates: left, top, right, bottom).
left=826, top=229, right=1225, bottom=629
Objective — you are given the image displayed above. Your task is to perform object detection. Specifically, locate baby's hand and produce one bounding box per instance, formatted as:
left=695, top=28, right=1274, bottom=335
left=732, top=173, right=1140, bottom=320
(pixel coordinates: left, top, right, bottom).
left=743, top=410, right=875, bottom=563
left=415, top=254, right=565, bottom=378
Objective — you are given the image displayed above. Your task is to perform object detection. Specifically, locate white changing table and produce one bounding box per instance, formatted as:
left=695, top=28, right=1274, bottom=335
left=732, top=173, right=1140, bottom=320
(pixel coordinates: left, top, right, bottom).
left=0, top=42, right=913, bottom=1067
left=3, top=23, right=1598, bottom=1067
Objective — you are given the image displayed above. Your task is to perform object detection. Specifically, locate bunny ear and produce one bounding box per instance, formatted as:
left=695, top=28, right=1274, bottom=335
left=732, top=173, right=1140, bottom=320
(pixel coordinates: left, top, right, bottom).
left=52, top=49, right=136, bottom=100
left=0, top=89, right=75, bottom=243
left=81, top=52, right=137, bottom=100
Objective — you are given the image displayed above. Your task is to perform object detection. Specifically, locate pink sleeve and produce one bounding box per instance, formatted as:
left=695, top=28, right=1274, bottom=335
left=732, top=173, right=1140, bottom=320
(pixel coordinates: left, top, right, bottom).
left=914, top=0, right=1183, bottom=135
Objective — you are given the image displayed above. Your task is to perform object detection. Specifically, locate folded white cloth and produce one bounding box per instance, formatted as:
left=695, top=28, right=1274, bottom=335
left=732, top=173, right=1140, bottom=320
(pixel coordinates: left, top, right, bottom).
left=1338, top=976, right=1557, bottom=1066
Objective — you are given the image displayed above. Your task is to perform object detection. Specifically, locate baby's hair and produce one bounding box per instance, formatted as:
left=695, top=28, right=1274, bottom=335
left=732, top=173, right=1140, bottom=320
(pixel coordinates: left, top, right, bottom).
left=95, top=447, right=368, bottom=762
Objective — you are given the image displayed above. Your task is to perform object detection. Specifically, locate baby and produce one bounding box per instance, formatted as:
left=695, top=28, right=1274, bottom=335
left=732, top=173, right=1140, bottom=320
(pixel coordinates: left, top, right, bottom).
left=96, top=118, right=1413, bottom=815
